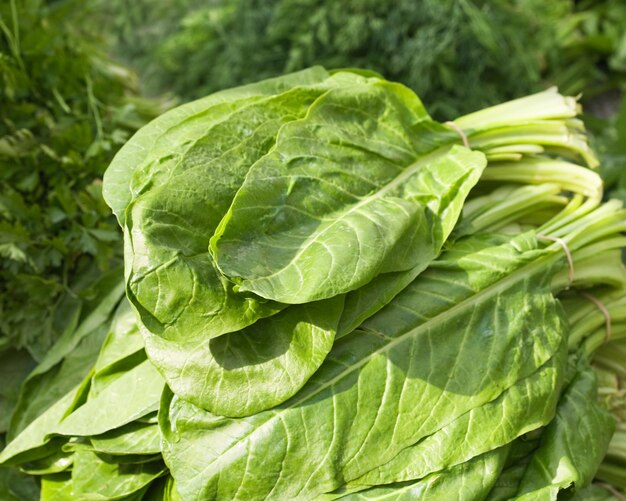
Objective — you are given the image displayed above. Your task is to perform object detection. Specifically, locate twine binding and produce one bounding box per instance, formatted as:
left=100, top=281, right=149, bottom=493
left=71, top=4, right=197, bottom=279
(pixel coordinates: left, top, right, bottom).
left=580, top=291, right=612, bottom=342
left=445, top=121, right=470, bottom=148
left=537, top=235, right=574, bottom=287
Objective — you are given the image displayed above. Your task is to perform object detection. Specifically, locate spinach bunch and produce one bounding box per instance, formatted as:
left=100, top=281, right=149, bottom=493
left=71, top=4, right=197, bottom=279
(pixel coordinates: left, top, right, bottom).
left=2, top=69, right=625, bottom=499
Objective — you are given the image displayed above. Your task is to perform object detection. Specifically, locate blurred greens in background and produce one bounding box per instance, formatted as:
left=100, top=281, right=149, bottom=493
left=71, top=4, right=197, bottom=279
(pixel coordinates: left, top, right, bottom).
left=0, top=0, right=161, bottom=467
left=100, top=0, right=564, bottom=118
left=1, top=0, right=626, bottom=497
left=0, top=0, right=161, bottom=356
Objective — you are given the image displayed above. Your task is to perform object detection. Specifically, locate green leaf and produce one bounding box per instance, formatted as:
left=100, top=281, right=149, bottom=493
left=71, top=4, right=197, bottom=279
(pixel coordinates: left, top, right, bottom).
left=141, top=475, right=183, bottom=501
left=9, top=270, right=123, bottom=439
left=120, top=74, right=356, bottom=346
left=72, top=451, right=165, bottom=500
left=144, top=294, right=344, bottom=416
left=335, top=447, right=508, bottom=500
left=336, top=145, right=487, bottom=336
left=102, top=66, right=331, bottom=225
left=53, top=359, right=163, bottom=438
left=106, top=69, right=485, bottom=415
left=40, top=451, right=165, bottom=501
left=347, top=342, right=566, bottom=488
left=0, top=382, right=88, bottom=466
left=211, top=81, right=485, bottom=303
left=19, top=449, right=73, bottom=475
left=90, top=421, right=161, bottom=456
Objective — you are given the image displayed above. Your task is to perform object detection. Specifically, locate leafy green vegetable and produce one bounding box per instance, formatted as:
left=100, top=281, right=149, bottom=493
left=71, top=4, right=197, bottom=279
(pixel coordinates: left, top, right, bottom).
left=209, top=88, right=484, bottom=302
left=105, top=68, right=490, bottom=416
left=39, top=451, right=165, bottom=501
left=515, top=368, right=614, bottom=499
left=0, top=297, right=168, bottom=500
left=336, top=448, right=508, bottom=500
left=4, top=68, right=625, bottom=499
left=157, top=226, right=570, bottom=499
left=8, top=268, right=124, bottom=440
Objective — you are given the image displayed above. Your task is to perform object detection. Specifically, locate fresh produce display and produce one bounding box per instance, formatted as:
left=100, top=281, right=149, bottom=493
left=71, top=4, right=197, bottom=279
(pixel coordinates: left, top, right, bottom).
left=1, top=67, right=625, bottom=499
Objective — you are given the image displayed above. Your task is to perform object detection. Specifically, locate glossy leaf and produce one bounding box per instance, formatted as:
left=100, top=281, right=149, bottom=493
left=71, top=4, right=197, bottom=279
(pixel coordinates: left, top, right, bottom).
left=54, top=359, right=163, bottom=438
left=336, top=448, right=508, bottom=500
left=9, top=270, right=124, bottom=439
left=211, top=85, right=485, bottom=303
left=144, top=295, right=344, bottom=417
left=0, top=383, right=87, bottom=466
left=106, top=68, right=486, bottom=415
left=39, top=451, right=165, bottom=501
left=118, top=70, right=349, bottom=343
left=90, top=421, right=161, bottom=457
left=103, top=67, right=332, bottom=225
left=348, top=343, right=565, bottom=488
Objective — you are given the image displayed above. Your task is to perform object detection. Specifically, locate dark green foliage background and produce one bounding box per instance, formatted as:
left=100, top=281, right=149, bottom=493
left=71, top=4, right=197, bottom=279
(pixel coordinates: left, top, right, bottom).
left=100, top=0, right=566, bottom=119
left=98, top=0, right=626, bottom=195
left=0, top=0, right=157, bottom=360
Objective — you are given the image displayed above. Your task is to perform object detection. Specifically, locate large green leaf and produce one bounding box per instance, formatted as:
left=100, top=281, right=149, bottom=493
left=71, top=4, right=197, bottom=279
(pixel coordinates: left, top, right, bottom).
left=108, top=68, right=485, bottom=415
left=144, top=295, right=344, bottom=417
left=211, top=83, right=485, bottom=303
left=115, top=74, right=364, bottom=415
left=102, top=66, right=332, bottom=225
left=347, top=342, right=565, bottom=488
left=117, top=70, right=351, bottom=344
left=159, top=232, right=567, bottom=500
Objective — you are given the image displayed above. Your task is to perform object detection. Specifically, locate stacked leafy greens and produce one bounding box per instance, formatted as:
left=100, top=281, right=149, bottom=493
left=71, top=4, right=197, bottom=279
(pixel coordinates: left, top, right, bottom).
left=1, top=67, right=625, bottom=499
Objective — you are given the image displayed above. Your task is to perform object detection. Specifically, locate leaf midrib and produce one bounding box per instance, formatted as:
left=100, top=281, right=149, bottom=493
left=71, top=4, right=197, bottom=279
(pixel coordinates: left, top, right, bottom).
left=235, top=143, right=459, bottom=288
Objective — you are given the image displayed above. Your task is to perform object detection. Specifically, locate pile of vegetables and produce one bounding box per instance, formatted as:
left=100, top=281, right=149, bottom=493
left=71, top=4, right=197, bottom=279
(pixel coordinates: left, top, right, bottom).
left=1, top=68, right=625, bottom=499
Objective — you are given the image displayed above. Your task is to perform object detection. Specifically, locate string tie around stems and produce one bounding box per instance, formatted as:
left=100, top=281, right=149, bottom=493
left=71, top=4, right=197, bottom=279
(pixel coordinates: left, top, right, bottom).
left=445, top=121, right=469, bottom=148
left=537, top=235, right=574, bottom=287
left=580, top=291, right=613, bottom=343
